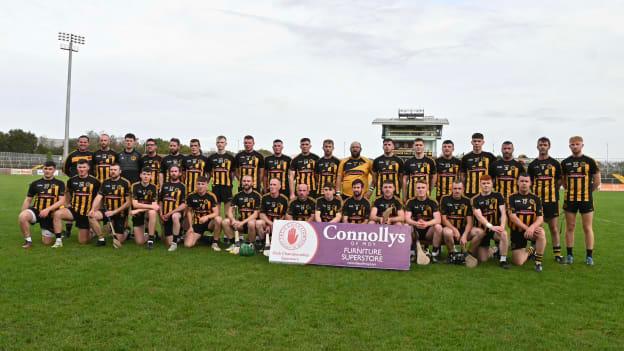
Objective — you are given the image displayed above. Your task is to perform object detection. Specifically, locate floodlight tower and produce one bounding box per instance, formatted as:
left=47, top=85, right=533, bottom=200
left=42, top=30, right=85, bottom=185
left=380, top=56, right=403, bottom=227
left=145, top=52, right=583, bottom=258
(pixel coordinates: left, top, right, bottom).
left=58, top=32, right=85, bottom=161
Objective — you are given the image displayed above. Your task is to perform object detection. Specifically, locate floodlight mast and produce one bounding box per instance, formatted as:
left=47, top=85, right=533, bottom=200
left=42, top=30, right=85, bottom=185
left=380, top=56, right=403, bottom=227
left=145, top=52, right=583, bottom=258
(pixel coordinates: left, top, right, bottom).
left=58, top=32, right=85, bottom=162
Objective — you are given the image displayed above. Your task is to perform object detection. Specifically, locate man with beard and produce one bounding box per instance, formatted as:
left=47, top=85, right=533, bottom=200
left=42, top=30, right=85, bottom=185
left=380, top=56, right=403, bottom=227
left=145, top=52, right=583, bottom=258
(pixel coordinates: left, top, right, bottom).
left=62, top=135, right=93, bottom=238
left=286, top=183, right=316, bottom=222
left=341, top=179, right=371, bottom=224
left=223, top=175, right=262, bottom=250
left=160, top=138, right=185, bottom=186
left=435, top=140, right=461, bottom=204
left=140, top=138, right=162, bottom=188
left=130, top=167, right=159, bottom=249
left=315, top=183, right=342, bottom=223
left=372, top=138, right=403, bottom=198
left=184, top=176, right=221, bottom=250
left=92, top=133, right=118, bottom=184
left=316, top=139, right=341, bottom=197
left=489, top=141, right=524, bottom=199
left=405, top=181, right=443, bottom=262
left=256, top=178, right=290, bottom=250
left=461, top=133, right=497, bottom=199
left=370, top=180, right=404, bottom=225
left=159, top=165, right=187, bottom=251
left=118, top=133, right=142, bottom=184
left=264, top=139, right=291, bottom=197
left=182, top=138, right=210, bottom=195
left=289, top=138, right=320, bottom=199
left=403, top=138, right=437, bottom=201
left=336, top=142, right=373, bottom=200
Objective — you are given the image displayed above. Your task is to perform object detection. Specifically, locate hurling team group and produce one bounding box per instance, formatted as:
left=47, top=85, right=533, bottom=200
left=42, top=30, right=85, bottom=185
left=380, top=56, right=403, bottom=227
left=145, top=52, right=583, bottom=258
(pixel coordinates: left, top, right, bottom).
left=18, top=132, right=600, bottom=271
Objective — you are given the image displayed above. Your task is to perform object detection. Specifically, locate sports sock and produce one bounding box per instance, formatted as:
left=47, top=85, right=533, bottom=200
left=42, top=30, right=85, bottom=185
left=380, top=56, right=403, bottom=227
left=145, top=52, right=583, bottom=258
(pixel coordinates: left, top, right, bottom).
left=500, top=255, right=507, bottom=262
left=65, top=223, right=73, bottom=233
left=553, top=245, right=561, bottom=257
left=432, top=246, right=440, bottom=256
left=173, top=235, right=180, bottom=243
left=535, top=253, right=543, bottom=265
left=586, top=249, right=593, bottom=258
left=526, top=246, right=535, bottom=256
left=98, top=237, right=105, bottom=242
left=567, top=247, right=573, bottom=256
left=25, top=236, right=32, bottom=242
left=55, top=233, right=62, bottom=239
left=148, top=235, right=155, bottom=242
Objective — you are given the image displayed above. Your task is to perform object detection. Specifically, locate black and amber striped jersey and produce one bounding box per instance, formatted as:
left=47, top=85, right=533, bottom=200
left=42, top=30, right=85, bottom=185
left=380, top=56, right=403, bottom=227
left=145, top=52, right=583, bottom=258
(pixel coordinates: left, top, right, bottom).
left=207, top=152, right=235, bottom=187
left=435, top=156, right=461, bottom=201
left=337, top=157, right=373, bottom=197
left=230, top=190, right=262, bottom=220
left=132, top=182, right=158, bottom=205
left=440, top=195, right=472, bottom=231
left=290, top=153, right=320, bottom=193
left=316, top=156, right=340, bottom=190
left=235, top=150, right=264, bottom=190
left=181, top=154, right=210, bottom=194
left=98, top=177, right=131, bottom=211
left=27, top=178, right=65, bottom=212
left=260, top=193, right=289, bottom=220
left=160, top=154, right=184, bottom=183
left=372, top=196, right=403, bottom=218
left=372, top=155, right=404, bottom=196
left=403, top=156, right=436, bottom=198
left=93, top=149, right=119, bottom=183
left=561, top=155, right=598, bottom=202
left=287, top=197, right=316, bottom=221
left=159, top=181, right=186, bottom=215
left=342, top=197, right=371, bottom=224
left=186, top=191, right=218, bottom=225
left=527, top=157, right=561, bottom=204
left=405, top=197, right=438, bottom=221
left=489, top=159, right=524, bottom=199
left=315, top=196, right=343, bottom=222
left=471, top=191, right=505, bottom=228
left=264, top=155, right=291, bottom=192
left=140, top=154, right=162, bottom=187
left=508, top=192, right=543, bottom=231
left=461, top=151, right=497, bottom=198
left=64, top=150, right=93, bottom=177
left=67, top=175, right=100, bottom=216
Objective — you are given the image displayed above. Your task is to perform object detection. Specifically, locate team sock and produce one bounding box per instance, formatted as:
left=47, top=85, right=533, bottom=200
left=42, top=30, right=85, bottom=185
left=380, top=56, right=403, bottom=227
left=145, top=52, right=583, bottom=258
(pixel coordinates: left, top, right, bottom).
left=432, top=247, right=440, bottom=257
left=526, top=246, right=535, bottom=256
left=98, top=237, right=105, bottom=242
left=553, top=245, right=561, bottom=257
left=25, top=236, right=32, bottom=243
left=148, top=235, right=155, bottom=242
left=65, top=223, right=73, bottom=233
left=55, top=233, right=62, bottom=239
left=173, top=235, right=180, bottom=243
left=567, top=247, right=573, bottom=256
left=535, top=253, right=543, bottom=265
left=500, top=255, right=507, bottom=262
left=586, top=249, right=593, bottom=258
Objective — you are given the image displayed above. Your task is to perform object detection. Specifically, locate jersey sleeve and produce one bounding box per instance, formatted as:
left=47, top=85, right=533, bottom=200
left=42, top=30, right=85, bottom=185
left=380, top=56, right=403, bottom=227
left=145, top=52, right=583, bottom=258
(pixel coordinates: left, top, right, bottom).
left=535, top=196, right=543, bottom=217
left=287, top=200, right=295, bottom=215
left=465, top=202, right=473, bottom=216
left=179, top=185, right=186, bottom=203
left=27, top=182, right=37, bottom=197
left=508, top=196, right=518, bottom=214
left=588, top=157, right=598, bottom=175
left=496, top=193, right=505, bottom=207
left=430, top=199, right=439, bottom=212
left=460, top=155, right=468, bottom=173
left=554, top=160, right=562, bottom=180
left=429, top=158, right=437, bottom=174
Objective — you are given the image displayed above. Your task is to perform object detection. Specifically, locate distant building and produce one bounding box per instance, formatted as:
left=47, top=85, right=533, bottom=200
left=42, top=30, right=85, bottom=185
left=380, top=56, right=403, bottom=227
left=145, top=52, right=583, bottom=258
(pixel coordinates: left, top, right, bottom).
left=38, top=137, right=64, bottom=148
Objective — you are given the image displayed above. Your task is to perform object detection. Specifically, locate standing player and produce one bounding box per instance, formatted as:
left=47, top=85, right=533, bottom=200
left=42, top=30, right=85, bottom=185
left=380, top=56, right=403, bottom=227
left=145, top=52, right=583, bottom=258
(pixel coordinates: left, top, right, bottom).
left=405, top=181, right=443, bottom=262
left=435, top=140, right=461, bottom=204
left=336, top=142, right=373, bottom=199
left=372, top=138, right=403, bottom=198
left=184, top=176, right=221, bottom=250
left=18, top=161, right=65, bottom=248
left=130, top=167, right=159, bottom=249
left=264, top=139, right=291, bottom=196
left=341, top=179, right=371, bottom=224
left=490, top=141, right=524, bottom=199
left=159, top=165, right=187, bottom=251
left=222, top=175, right=262, bottom=250
left=93, top=133, right=118, bottom=184
left=289, top=138, right=320, bottom=199
left=140, top=138, right=162, bottom=188
left=561, top=136, right=600, bottom=265
left=440, top=180, right=473, bottom=258
left=470, top=175, right=510, bottom=268
left=256, top=178, right=290, bottom=250
left=315, top=183, right=342, bottom=223
left=89, top=164, right=132, bottom=248
left=461, top=133, right=497, bottom=199
left=528, top=137, right=563, bottom=262
left=286, top=183, right=316, bottom=221
left=52, top=160, right=101, bottom=247
left=182, top=138, right=210, bottom=195
left=316, top=139, right=341, bottom=198
left=118, top=133, right=142, bottom=185
left=370, top=180, right=404, bottom=225
left=403, top=138, right=437, bottom=201
left=508, top=173, right=546, bottom=272
left=234, top=135, right=264, bottom=192
left=62, top=135, right=93, bottom=238
left=160, top=138, right=184, bottom=186
left=207, top=136, right=236, bottom=221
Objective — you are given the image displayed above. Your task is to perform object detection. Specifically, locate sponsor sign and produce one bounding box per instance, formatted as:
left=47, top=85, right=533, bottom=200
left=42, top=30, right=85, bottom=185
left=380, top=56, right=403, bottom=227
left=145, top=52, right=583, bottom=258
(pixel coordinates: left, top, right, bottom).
left=11, top=168, right=33, bottom=175
left=36, top=169, right=60, bottom=176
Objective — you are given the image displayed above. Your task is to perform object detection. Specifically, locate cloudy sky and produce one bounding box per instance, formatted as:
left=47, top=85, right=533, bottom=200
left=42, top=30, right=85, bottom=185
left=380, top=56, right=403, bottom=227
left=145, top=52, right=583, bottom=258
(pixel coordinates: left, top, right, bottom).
left=1, top=1, right=622, bottom=158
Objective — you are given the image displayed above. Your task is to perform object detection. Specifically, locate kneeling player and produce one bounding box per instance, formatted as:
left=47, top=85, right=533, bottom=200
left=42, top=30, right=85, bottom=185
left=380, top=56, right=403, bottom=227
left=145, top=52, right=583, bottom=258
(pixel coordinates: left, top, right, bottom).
left=341, top=179, right=371, bottom=224
left=222, top=175, right=261, bottom=250
left=440, top=180, right=474, bottom=260
left=256, top=178, right=289, bottom=251
left=470, top=175, right=510, bottom=268
left=315, top=183, right=342, bottom=223
left=508, top=173, right=546, bottom=272
left=405, top=181, right=443, bottom=262
left=286, top=183, right=316, bottom=222
left=18, top=161, right=65, bottom=248
left=184, top=176, right=221, bottom=250
left=159, top=166, right=187, bottom=251
left=370, top=180, right=404, bottom=224
left=131, top=167, right=159, bottom=249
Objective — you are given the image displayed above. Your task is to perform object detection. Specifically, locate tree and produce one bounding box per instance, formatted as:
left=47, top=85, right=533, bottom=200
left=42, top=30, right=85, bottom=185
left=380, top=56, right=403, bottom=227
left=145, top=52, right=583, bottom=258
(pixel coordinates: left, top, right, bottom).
left=0, top=129, right=38, bottom=153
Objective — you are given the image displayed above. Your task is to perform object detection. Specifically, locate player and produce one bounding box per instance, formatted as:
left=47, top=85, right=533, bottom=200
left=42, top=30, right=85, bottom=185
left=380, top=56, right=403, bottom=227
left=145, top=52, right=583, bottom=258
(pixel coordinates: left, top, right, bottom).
left=470, top=175, right=510, bottom=268
left=405, top=181, right=443, bottom=262
left=489, top=141, right=524, bottom=199
left=264, top=139, right=292, bottom=196
left=160, top=138, right=184, bottom=186
left=207, top=136, right=236, bottom=220
left=92, top=133, right=118, bottom=183
left=315, top=183, right=342, bottom=223
left=52, top=159, right=101, bottom=247
left=341, top=179, right=371, bottom=224
left=140, top=138, right=162, bottom=188
left=159, top=165, right=187, bottom=251
left=372, top=138, right=403, bottom=198
left=561, top=136, right=600, bottom=265
left=435, top=140, right=461, bottom=204
left=234, top=135, right=264, bottom=192
left=89, top=163, right=132, bottom=248
left=508, top=173, right=546, bottom=272
left=440, top=180, right=473, bottom=259
left=286, top=183, right=316, bottom=221
left=223, top=175, right=262, bottom=250
left=336, top=142, right=373, bottom=199
left=118, top=133, right=142, bottom=184
left=461, top=133, right=497, bottom=199
left=182, top=138, right=210, bottom=195
left=403, top=138, right=437, bottom=200
left=18, top=161, right=65, bottom=248
left=289, top=138, right=320, bottom=199
left=370, top=180, right=404, bottom=224
left=184, top=176, right=221, bottom=250
left=316, top=139, right=341, bottom=198
left=256, top=178, right=290, bottom=250
left=62, top=135, right=93, bottom=237
left=130, top=167, right=159, bottom=249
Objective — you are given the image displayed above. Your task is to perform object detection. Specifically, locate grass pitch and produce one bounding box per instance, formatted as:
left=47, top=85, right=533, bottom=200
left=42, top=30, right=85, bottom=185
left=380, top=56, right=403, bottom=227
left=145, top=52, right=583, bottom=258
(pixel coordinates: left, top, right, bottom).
left=1, top=175, right=623, bottom=350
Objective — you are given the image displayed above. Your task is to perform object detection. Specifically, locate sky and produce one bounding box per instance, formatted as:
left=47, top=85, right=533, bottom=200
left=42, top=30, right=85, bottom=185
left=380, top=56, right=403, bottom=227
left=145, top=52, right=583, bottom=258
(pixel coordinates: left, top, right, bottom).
left=1, top=0, right=623, bottom=159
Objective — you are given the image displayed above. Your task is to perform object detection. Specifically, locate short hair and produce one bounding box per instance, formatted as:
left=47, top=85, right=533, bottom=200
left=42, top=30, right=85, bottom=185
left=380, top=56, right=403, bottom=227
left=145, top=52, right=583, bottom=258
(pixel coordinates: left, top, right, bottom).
left=414, top=138, right=424, bottom=144
left=99, top=133, right=110, bottom=139
left=382, top=180, right=395, bottom=187
left=442, top=140, right=454, bottom=145
left=197, top=176, right=208, bottom=183
left=145, top=138, right=156, bottom=144
left=124, top=133, right=136, bottom=140
left=273, top=139, right=283, bottom=144
left=269, top=178, right=282, bottom=185
left=537, top=137, right=551, bottom=145
left=452, top=179, right=464, bottom=186
left=480, top=175, right=492, bottom=182
left=244, top=135, right=254, bottom=141
left=518, top=172, right=530, bottom=179
left=383, top=138, right=394, bottom=144
left=169, top=165, right=180, bottom=172
left=569, top=136, right=583, bottom=143
left=415, top=180, right=428, bottom=186
left=300, top=137, right=311, bottom=143
left=43, top=161, right=56, bottom=168
left=141, top=167, right=152, bottom=173
left=216, top=135, right=227, bottom=141
left=471, top=133, right=484, bottom=140
left=297, top=183, right=309, bottom=190
left=109, top=163, right=121, bottom=169
left=502, top=140, right=513, bottom=146
left=351, top=179, right=364, bottom=188
left=323, top=139, right=334, bottom=145
left=170, top=138, right=180, bottom=145
left=322, top=182, right=335, bottom=190
left=78, top=135, right=89, bottom=141
left=190, top=138, right=200, bottom=145
left=77, top=159, right=90, bottom=166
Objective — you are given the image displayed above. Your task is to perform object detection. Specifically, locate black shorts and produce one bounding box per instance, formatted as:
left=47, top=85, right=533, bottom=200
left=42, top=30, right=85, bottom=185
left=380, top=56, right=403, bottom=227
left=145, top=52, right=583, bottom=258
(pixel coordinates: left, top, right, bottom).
left=414, top=227, right=430, bottom=241
left=162, top=219, right=174, bottom=236
left=563, top=200, right=594, bottom=214
left=478, top=229, right=495, bottom=248
left=542, top=202, right=559, bottom=220
left=192, top=221, right=212, bottom=235
left=69, top=208, right=91, bottom=229
left=212, top=185, right=233, bottom=203
left=101, top=210, right=126, bottom=234
left=26, top=207, right=54, bottom=231
left=133, top=212, right=146, bottom=227
left=510, top=230, right=531, bottom=250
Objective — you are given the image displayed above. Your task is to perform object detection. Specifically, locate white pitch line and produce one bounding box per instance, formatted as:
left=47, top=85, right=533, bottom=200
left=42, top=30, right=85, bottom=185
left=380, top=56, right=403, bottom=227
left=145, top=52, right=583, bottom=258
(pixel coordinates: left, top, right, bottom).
left=594, top=218, right=624, bottom=226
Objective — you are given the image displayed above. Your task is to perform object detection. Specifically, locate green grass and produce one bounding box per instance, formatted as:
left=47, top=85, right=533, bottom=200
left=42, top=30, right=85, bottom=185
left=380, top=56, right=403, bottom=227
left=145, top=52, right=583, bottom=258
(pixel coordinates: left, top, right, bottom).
left=1, top=175, right=623, bottom=350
